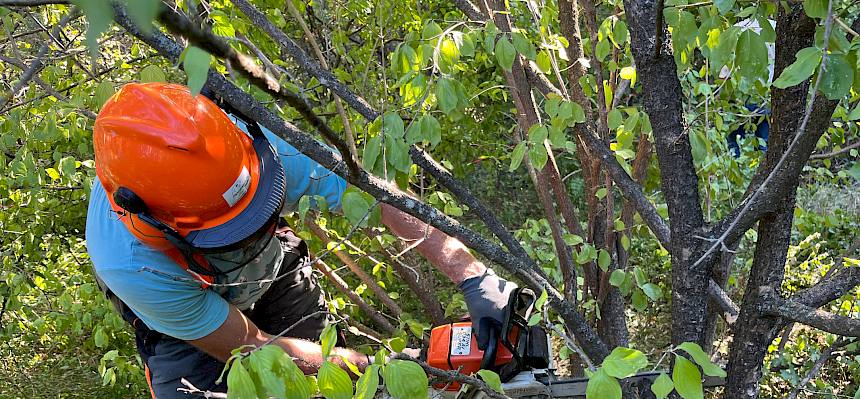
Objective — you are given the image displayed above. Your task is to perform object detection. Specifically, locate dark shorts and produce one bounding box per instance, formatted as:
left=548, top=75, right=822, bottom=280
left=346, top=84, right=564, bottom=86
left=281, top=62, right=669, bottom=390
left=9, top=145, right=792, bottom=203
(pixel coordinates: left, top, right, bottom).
left=132, top=232, right=326, bottom=398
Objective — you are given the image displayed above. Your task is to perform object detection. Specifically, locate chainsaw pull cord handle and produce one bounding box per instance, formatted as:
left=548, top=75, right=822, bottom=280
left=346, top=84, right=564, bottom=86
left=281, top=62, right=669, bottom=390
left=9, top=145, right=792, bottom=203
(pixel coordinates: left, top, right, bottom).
left=480, top=326, right=499, bottom=371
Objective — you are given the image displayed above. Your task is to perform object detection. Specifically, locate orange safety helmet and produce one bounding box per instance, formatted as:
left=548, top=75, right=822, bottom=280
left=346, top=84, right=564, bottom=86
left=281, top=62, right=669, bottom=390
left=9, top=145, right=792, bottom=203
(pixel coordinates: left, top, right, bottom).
left=93, top=83, right=285, bottom=251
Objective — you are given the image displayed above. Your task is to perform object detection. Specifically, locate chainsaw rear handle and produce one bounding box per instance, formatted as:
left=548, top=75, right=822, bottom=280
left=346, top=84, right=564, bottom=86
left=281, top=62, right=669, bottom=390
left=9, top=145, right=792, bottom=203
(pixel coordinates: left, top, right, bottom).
left=479, top=325, right=499, bottom=370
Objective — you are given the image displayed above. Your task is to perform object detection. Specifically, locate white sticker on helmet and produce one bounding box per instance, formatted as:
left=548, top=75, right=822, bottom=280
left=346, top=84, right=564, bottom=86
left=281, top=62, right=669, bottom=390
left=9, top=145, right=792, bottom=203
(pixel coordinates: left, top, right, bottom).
left=223, top=166, right=251, bottom=207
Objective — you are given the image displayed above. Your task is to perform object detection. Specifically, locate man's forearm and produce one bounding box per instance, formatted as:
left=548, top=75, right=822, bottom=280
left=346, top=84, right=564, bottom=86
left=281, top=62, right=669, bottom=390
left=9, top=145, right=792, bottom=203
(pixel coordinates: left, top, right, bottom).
left=271, top=336, right=370, bottom=376
left=380, top=203, right=486, bottom=284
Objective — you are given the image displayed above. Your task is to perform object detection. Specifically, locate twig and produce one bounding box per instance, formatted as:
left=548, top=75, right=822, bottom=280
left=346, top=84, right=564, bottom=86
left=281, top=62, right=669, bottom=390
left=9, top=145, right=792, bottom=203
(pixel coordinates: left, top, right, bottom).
left=392, top=353, right=512, bottom=399
left=177, top=378, right=228, bottom=398
left=809, top=139, right=860, bottom=160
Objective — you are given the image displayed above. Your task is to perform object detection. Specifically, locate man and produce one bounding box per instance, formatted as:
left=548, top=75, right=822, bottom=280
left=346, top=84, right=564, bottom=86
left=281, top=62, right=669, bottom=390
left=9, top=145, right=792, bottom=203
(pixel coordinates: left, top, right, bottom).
left=719, top=18, right=774, bottom=158
left=86, top=82, right=515, bottom=397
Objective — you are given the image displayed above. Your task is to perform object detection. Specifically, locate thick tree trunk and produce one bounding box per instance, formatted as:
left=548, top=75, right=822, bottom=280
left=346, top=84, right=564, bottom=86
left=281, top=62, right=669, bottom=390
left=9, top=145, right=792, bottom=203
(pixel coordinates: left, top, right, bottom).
left=622, top=0, right=709, bottom=347
left=722, top=7, right=831, bottom=398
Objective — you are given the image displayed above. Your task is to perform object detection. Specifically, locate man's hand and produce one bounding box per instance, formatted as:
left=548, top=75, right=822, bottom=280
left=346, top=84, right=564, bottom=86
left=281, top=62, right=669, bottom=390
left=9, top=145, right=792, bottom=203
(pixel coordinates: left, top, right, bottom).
left=458, top=269, right=517, bottom=350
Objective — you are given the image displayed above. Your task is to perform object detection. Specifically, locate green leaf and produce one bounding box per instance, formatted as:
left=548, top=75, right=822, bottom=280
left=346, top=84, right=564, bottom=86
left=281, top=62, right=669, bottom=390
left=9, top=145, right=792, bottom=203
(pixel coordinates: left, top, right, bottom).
left=819, top=54, right=854, bottom=100
left=122, top=0, right=159, bottom=33
left=596, top=39, right=611, bottom=62
left=59, top=156, right=77, bottom=177
left=383, top=360, right=428, bottom=399
left=803, top=0, right=828, bottom=18
left=676, top=343, right=726, bottom=377
left=601, top=347, right=648, bottom=379
left=512, top=32, right=536, bottom=60
left=279, top=353, right=311, bottom=398
left=773, top=47, right=821, bottom=89
left=607, top=109, right=623, bottom=130
left=632, top=288, right=647, bottom=311
left=477, top=370, right=505, bottom=393
left=139, top=65, right=166, bottom=83
left=342, top=191, right=371, bottom=227
left=527, top=313, right=542, bottom=326
left=387, top=337, right=407, bottom=353
left=495, top=37, right=516, bottom=71
left=437, top=36, right=461, bottom=74
left=72, top=0, right=114, bottom=59
left=528, top=143, right=548, bottom=169
left=362, top=135, right=382, bottom=170
left=226, top=361, right=257, bottom=399
left=535, top=289, right=548, bottom=311
left=423, top=114, right=442, bottom=147
left=93, top=327, right=107, bottom=347
left=536, top=50, right=552, bottom=73
left=247, top=347, right=286, bottom=399
left=714, top=0, right=735, bottom=14
left=318, top=361, right=353, bottom=399
left=320, top=324, right=337, bottom=359
left=613, top=21, right=628, bottom=45
left=848, top=162, right=860, bottom=181
left=182, top=46, right=211, bottom=96
left=422, top=21, right=443, bottom=40
left=93, top=81, right=115, bottom=110
left=585, top=369, right=621, bottom=399
left=528, top=124, right=548, bottom=143
left=609, top=270, right=626, bottom=287
left=597, top=249, right=611, bottom=271
left=735, top=30, right=768, bottom=81
left=436, top=77, right=458, bottom=114
left=848, top=103, right=860, bottom=121
left=509, top=142, right=527, bottom=171
left=672, top=355, right=703, bottom=399
left=354, top=364, right=380, bottom=399
left=709, top=27, right=740, bottom=73
left=382, top=112, right=405, bottom=139
left=651, top=373, right=674, bottom=399
left=641, top=283, right=663, bottom=301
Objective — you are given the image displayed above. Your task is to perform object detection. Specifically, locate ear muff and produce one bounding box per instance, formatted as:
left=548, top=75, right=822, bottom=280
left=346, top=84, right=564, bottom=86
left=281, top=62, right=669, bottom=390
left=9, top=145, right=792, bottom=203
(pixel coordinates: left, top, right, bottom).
left=113, top=187, right=187, bottom=243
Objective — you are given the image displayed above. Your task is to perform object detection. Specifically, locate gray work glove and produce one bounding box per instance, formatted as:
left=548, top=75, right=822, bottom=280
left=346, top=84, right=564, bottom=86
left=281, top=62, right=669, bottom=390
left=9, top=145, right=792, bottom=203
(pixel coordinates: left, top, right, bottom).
left=458, top=269, right=517, bottom=350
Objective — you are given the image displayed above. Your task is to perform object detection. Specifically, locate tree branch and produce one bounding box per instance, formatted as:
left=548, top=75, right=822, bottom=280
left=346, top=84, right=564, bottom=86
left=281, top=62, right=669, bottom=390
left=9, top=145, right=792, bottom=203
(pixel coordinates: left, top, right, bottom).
left=763, top=290, right=860, bottom=337
left=708, top=279, right=739, bottom=324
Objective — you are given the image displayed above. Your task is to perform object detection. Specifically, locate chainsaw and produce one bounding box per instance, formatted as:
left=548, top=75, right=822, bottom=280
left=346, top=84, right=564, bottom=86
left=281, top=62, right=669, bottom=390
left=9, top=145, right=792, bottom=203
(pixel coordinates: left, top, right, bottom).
left=424, top=288, right=724, bottom=398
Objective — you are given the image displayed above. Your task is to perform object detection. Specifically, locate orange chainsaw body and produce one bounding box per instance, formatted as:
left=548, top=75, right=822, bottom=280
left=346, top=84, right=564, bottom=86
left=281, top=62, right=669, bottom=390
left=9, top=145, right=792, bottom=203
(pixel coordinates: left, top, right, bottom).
left=427, top=321, right=519, bottom=390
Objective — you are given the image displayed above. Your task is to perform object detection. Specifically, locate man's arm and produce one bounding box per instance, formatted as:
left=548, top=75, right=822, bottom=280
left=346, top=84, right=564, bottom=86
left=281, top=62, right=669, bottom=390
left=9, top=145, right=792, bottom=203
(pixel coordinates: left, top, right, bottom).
left=190, top=305, right=369, bottom=375
left=379, top=203, right=486, bottom=284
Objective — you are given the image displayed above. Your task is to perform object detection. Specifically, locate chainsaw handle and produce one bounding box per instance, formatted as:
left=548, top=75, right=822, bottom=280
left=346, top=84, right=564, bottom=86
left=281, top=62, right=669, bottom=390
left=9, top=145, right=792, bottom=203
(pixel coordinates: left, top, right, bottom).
left=480, top=326, right=498, bottom=370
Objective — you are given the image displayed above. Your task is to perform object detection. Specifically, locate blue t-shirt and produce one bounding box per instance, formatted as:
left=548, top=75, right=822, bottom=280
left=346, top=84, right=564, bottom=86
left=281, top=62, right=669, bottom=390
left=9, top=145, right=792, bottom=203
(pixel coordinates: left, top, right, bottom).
left=86, top=122, right=346, bottom=340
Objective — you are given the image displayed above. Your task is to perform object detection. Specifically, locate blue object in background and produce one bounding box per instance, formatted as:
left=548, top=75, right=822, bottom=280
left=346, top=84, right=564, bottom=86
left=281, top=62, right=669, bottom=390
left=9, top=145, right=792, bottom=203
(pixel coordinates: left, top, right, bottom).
left=727, top=103, right=769, bottom=158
